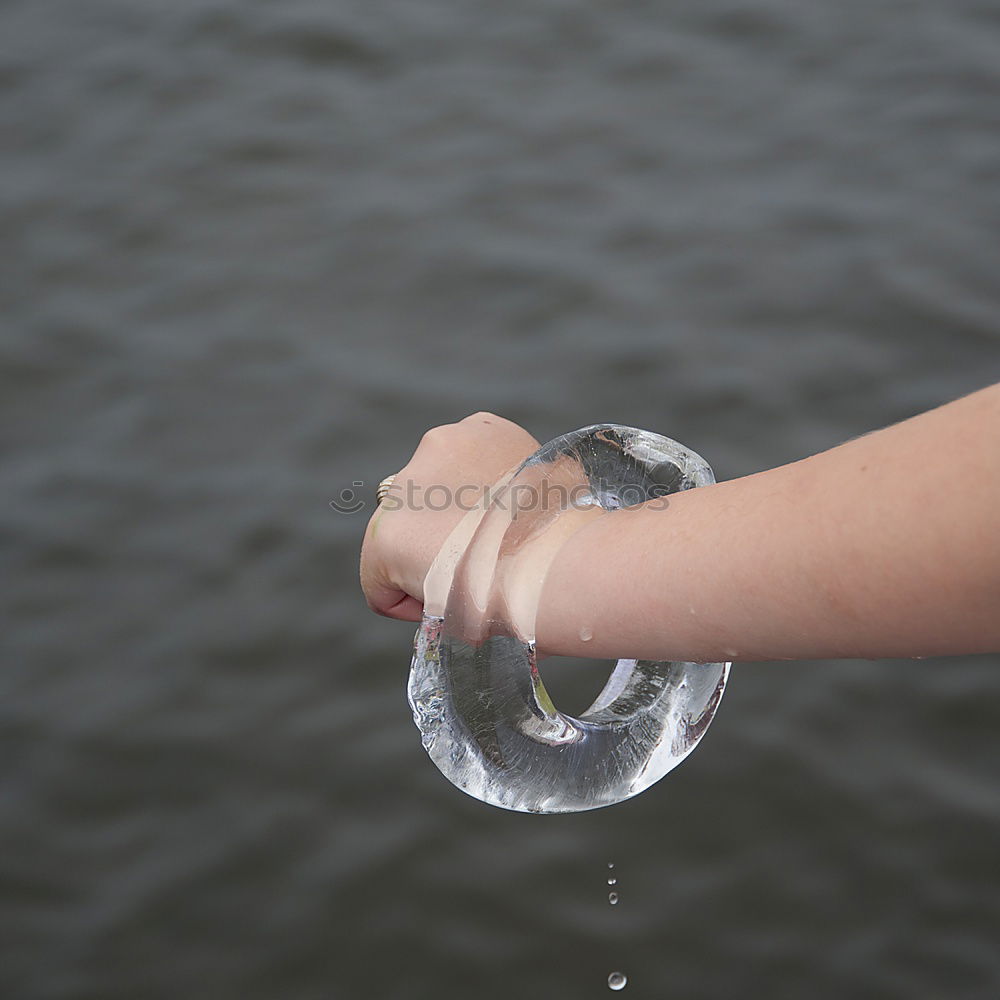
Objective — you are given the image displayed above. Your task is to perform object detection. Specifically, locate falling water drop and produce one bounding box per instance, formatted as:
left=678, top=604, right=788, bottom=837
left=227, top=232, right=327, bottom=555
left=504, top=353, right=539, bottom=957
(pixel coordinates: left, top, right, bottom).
left=608, top=971, right=628, bottom=991
left=607, top=876, right=617, bottom=885
left=607, top=862, right=614, bottom=869
left=608, top=892, right=619, bottom=905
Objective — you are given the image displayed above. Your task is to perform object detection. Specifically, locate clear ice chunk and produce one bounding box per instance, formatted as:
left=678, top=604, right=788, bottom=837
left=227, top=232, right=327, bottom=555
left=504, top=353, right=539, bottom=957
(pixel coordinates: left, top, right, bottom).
left=407, top=425, right=730, bottom=814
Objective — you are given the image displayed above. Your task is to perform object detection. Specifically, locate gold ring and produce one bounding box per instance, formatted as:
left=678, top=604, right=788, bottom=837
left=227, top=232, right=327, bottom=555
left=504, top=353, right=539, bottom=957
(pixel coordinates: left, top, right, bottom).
left=376, top=474, right=397, bottom=506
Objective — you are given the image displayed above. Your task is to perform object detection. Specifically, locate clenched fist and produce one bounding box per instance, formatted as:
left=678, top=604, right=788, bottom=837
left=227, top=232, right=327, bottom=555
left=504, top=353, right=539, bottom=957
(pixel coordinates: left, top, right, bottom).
left=359, top=412, right=539, bottom=622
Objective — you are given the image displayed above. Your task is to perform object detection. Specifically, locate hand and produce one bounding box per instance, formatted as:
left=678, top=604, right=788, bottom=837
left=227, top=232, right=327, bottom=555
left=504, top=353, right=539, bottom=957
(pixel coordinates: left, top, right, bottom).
left=360, top=412, right=540, bottom=622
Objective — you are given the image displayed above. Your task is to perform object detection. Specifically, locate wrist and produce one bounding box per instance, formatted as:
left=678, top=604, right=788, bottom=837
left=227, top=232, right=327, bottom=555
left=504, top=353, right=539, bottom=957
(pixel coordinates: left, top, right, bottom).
left=497, top=503, right=606, bottom=646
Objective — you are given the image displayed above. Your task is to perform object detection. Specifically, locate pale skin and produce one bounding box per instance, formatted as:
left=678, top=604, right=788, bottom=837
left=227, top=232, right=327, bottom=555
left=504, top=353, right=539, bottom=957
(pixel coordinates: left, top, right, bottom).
left=360, top=383, right=1000, bottom=662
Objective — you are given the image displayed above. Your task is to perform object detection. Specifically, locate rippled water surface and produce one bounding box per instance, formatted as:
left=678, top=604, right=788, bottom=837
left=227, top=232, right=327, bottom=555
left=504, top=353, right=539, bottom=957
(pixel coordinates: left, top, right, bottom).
left=2, top=1, right=999, bottom=997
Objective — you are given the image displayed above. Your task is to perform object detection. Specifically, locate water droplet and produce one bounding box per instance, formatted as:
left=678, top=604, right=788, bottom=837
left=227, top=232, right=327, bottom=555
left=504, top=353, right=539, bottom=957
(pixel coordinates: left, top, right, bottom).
left=607, top=862, right=614, bottom=869
left=608, top=892, right=619, bottom=905
left=608, top=971, right=628, bottom=990
left=607, top=876, right=617, bottom=885
left=579, top=625, right=593, bottom=642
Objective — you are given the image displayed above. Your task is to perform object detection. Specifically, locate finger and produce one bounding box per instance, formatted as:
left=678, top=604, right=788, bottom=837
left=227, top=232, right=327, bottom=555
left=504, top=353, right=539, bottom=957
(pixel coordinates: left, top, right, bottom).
left=361, top=568, right=423, bottom=621
left=380, top=593, right=424, bottom=622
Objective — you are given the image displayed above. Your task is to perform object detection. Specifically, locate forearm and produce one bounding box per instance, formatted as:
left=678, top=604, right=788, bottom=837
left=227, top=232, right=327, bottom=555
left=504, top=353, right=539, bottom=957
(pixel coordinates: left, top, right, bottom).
left=534, top=383, right=1000, bottom=662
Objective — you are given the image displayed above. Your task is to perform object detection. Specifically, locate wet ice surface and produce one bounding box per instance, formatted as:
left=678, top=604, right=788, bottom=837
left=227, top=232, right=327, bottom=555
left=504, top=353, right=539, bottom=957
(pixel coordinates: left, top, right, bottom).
left=408, top=425, right=730, bottom=813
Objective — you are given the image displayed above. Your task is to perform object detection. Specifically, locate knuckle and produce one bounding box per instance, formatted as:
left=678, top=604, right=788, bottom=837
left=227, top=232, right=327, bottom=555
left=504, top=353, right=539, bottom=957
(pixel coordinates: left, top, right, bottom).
left=461, top=410, right=501, bottom=424
left=419, top=423, right=453, bottom=446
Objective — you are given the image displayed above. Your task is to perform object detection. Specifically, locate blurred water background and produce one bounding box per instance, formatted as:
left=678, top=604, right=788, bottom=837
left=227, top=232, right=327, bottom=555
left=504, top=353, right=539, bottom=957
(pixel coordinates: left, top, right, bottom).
left=3, top=0, right=1000, bottom=997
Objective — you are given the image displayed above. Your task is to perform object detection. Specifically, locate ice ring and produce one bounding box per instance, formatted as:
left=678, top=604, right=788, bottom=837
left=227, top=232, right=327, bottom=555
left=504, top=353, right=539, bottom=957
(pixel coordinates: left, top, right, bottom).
left=407, top=424, right=730, bottom=814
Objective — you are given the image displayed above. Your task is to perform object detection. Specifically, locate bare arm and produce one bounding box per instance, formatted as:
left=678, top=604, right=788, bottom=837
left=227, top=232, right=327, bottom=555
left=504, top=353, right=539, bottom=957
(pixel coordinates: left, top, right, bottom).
left=533, top=383, right=1000, bottom=661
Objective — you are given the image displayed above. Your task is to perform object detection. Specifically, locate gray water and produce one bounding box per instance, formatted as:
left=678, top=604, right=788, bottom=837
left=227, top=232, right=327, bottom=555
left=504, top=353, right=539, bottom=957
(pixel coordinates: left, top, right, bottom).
left=2, top=0, right=999, bottom=997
